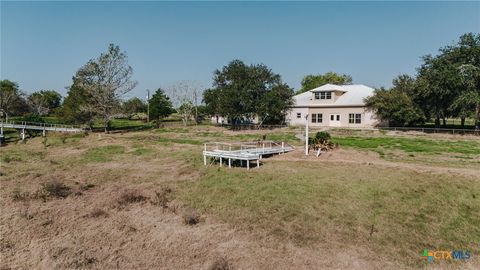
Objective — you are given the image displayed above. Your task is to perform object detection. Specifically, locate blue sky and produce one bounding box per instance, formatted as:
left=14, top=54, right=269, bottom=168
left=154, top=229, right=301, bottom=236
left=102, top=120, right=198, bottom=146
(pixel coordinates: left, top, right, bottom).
left=1, top=1, right=479, bottom=100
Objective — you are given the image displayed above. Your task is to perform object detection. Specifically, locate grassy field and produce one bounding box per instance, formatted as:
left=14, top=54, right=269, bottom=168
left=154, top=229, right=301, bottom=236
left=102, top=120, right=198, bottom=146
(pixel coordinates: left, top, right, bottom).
left=1, top=124, right=479, bottom=269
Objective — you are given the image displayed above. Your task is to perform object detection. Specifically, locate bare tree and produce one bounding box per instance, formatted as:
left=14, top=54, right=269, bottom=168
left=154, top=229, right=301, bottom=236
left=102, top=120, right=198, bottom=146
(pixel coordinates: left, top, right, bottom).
left=75, top=44, right=137, bottom=132
left=0, top=80, right=27, bottom=120
left=168, top=80, right=202, bottom=126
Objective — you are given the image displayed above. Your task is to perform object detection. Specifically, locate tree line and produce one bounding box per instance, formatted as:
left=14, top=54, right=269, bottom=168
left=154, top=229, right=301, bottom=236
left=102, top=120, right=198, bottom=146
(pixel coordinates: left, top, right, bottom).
left=2, top=33, right=478, bottom=131
left=365, top=33, right=480, bottom=129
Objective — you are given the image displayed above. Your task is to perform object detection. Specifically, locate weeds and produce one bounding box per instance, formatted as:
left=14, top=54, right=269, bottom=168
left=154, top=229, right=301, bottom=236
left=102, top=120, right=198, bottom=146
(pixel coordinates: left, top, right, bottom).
left=82, top=145, right=125, bottom=162
left=11, top=188, right=30, bottom=201
left=80, top=183, right=95, bottom=191
left=89, top=208, right=109, bottom=218
left=150, top=187, right=173, bottom=208
left=117, top=190, right=147, bottom=206
left=40, top=180, right=72, bottom=199
left=208, top=257, right=232, bottom=270
left=2, top=155, right=22, bottom=163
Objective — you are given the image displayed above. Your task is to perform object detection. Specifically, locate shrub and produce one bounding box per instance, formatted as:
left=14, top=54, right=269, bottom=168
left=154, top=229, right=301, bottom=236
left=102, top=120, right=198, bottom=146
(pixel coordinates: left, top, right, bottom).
left=309, top=131, right=337, bottom=151
left=12, top=188, right=30, bottom=201
left=21, top=113, right=45, bottom=137
left=314, top=131, right=331, bottom=144
left=37, top=180, right=71, bottom=200
left=80, top=183, right=95, bottom=191
left=89, top=208, right=109, bottom=218
left=117, top=191, right=147, bottom=205
left=2, top=155, right=22, bottom=163
left=209, top=257, right=232, bottom=270
left=151, top=187, right=173, bottom=208
left=183, top=210, right=200, bottom=225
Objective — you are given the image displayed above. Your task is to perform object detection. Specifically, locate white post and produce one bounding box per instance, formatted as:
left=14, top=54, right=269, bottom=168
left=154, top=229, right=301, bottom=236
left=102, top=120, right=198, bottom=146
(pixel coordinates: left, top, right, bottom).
left=281, top=142, right=284, bottom=154
left=228, top=158, right=231, bottom=168
left=220, top=157, right=222, bottom=167
left=203, top=144, right=207, bottom=165
left=21, top=128, right=25, bottom=141
left=305, top=114, right=309, bottom=156
left=247, top=160, right=250, bottom=170
left=256, top=159, right=259, bottom=168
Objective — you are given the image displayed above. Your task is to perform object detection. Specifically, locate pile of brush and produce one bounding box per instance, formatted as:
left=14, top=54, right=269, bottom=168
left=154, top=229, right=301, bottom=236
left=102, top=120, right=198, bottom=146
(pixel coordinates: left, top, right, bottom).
left=309, top=131, right=338, bottom=152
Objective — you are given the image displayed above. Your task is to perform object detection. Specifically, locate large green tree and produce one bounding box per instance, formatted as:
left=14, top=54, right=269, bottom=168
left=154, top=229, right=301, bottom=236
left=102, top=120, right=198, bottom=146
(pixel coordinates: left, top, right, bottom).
left=442, top=33, right=480, bottom=129
left=148, top=88, right=174, bottom=126
left=28, top=90, right=62, bottom=116
left=71, top=44, right=137, bottom=132
left=365, top=87, right=424, bottom=127
left=0, top=80, right=29, bottom=119
left=122, top=97, right=146, bottom=118
left=203, top=60, right=294, bottom=125
left=416, top=33, right=480, bottom=128
left=61, top=78, right=96, bottom=126
left=298, top=72, right=352, bottom=94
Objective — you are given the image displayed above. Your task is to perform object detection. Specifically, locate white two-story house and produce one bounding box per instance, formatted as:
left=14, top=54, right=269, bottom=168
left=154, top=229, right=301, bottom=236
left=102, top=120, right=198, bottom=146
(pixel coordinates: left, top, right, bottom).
left=286, top=84, right=380, bottom=128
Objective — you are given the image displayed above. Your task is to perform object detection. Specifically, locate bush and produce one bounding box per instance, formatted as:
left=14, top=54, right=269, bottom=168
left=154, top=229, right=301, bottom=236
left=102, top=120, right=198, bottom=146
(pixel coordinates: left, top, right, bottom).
left=12, top=188, right=30, bottom=201
left=183, top=210, right=200, bottom=225
left=37, top=180, right=72, bottom=199
left=209, top=257, right=232, bottom=270
left=89, top=208, right=109, bottom=218
left=21, top=113, right=45, bottom=137
left=314, top=131, right=331, bottom=144
left=150, top=187, right=173, bottom=208
left=117, top=191, right=147, bottom=205
left=309, top=131, right=337, bottom=151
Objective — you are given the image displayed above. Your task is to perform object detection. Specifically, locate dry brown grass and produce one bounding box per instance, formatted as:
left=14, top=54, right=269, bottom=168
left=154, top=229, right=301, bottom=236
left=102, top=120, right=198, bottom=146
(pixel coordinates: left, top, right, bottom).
left=0, top=126, right=478, bottom=270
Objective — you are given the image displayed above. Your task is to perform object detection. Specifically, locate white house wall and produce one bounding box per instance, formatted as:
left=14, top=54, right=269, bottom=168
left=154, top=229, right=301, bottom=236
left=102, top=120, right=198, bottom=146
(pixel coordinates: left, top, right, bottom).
left=286, top=107, right=309, bottom=126
left=287, top=107, right=379, bottom=128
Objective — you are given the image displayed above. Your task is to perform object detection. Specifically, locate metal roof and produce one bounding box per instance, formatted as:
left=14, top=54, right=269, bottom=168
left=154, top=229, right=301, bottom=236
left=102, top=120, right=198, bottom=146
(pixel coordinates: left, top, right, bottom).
left=292, top=84, right=375, bottom=107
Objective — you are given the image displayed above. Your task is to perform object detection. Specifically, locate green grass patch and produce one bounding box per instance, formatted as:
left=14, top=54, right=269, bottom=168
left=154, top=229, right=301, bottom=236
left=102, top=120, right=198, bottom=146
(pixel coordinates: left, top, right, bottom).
left=157, top=137, right=202, bottom=145
left=333, top=136, right=480, bottom=155
left=232, top=132, right=299, bottom=142
left=81, top=145, right=125, bottom=162
left=130, top=147, right=155, bottom=156
left=179, top=161, right=480, bottom=268
left=155, top=127, right=190, bottom=133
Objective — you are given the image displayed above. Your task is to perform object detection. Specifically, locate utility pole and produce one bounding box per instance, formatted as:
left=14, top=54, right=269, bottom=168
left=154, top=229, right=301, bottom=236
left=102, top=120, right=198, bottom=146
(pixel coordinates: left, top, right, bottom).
left=194, top=89, right=198, bottom=125
left=146, top=89, right=150, bottom=123
left=305, top=114, right=309, bottom=156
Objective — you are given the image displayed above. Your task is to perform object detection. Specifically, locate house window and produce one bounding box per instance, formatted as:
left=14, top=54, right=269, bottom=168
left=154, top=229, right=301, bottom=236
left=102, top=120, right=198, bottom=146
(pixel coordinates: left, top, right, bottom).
left=314, top=91, right=332, bottom=100
left=320, top=91, right=332, bottom=100
left=330, top=115, right=334, bottom=121
left=296, top=113, right=301, bottom=118
left=336, top=115, right=340, bottom=121
left=349, top=113, right=362, bottom=124
left=311, top=113, right=322, bottom=123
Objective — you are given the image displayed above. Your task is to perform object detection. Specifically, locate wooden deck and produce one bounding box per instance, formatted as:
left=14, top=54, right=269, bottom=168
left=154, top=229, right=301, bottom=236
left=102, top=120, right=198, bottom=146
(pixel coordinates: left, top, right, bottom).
left=203, top=141, right=294, bottom=169
left=0, top=121, right=84, bottom=141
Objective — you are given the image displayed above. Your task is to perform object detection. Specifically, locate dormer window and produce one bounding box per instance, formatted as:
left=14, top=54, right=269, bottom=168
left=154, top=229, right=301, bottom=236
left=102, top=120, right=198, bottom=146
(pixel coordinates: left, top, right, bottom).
left=314, top=91, right=332, bottom=100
